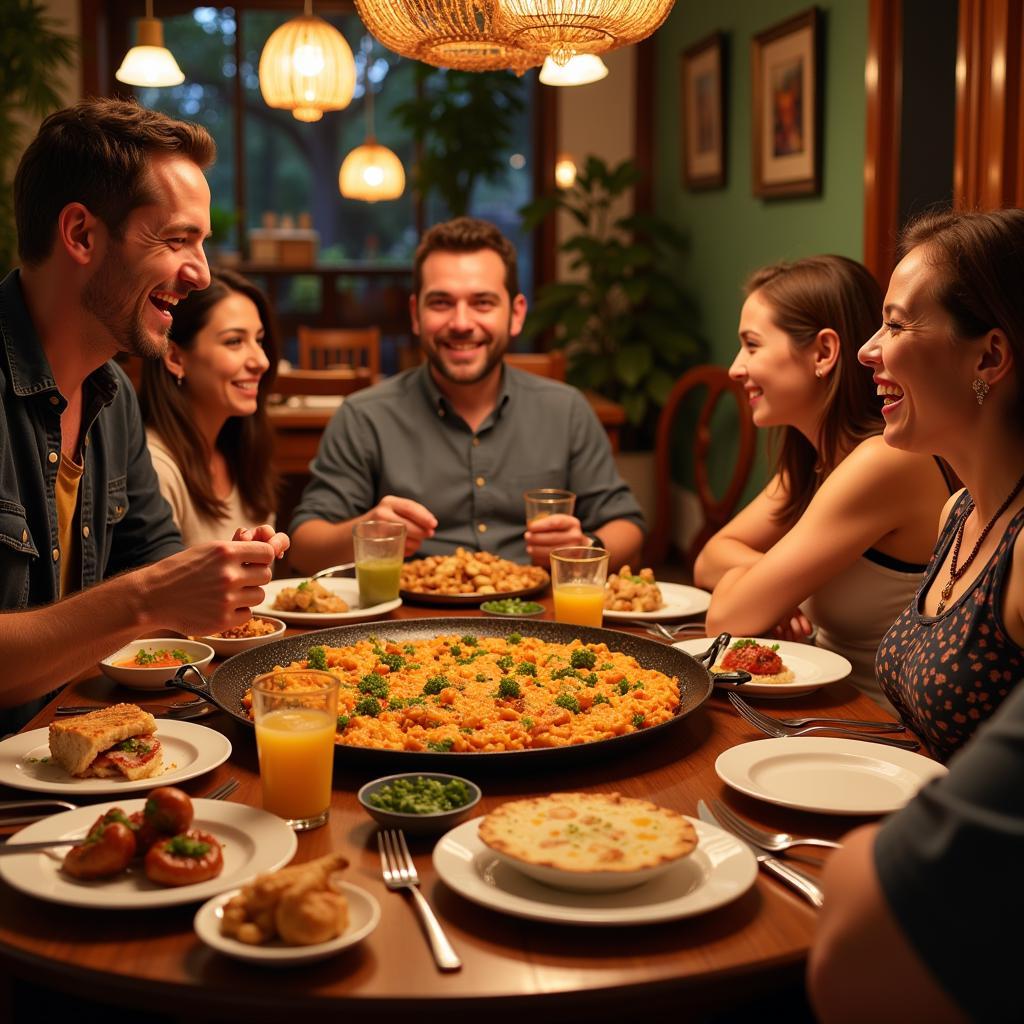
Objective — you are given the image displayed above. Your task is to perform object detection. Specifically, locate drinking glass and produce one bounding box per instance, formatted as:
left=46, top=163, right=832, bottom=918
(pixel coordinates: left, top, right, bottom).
left=550, top=546, right=609, bottom=627
left=353, top=520, right=406, bottom=607
left=252, top=669, right=338, bottom=831
left=524, top=488, right=576, bottom=526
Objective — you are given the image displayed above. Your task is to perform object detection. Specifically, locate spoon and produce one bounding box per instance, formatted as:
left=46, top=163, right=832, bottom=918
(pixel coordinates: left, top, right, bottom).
left=310, top=562, right=355, bottom=582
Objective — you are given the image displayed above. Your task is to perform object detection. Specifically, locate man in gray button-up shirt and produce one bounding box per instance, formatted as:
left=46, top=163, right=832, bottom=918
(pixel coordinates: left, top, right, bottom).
left=289, top=218, right=644, bottom=571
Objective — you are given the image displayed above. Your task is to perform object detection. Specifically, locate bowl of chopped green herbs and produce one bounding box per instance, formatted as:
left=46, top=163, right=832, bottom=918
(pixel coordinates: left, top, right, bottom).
left=479, top=598, right=545, bottom=617
left=358, top=772, right=482, bottom=835
left=100, top=638, right=215, bottom=690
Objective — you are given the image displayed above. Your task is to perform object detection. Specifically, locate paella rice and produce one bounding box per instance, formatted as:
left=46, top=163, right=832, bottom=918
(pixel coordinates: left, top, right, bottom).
left=243, top=633, right=680, bottom=752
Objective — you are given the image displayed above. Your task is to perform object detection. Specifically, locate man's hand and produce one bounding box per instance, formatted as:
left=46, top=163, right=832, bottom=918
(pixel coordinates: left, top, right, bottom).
left=137, top=540, right=278, bottom=636
left=524, top=514, right=588, bottom=567
left=232, top=524, right=289, bottom=559
left=364, top=496, right=437, bottom=556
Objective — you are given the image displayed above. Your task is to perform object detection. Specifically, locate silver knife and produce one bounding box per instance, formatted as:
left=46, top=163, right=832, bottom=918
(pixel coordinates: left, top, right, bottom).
left=697, top=800, right=825, bottom=909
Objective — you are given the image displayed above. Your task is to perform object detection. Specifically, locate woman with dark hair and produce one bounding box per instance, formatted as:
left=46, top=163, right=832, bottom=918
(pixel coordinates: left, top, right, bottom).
left=696, top=255, right=953, bottom=705
left=860, top=209, right=1024, bottom=759
left=140, top=269, right=280, bottom=545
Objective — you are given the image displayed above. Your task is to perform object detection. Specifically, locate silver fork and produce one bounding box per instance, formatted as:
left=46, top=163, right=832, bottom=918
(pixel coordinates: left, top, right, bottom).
left=709, top=799, right=842, bottom=853
left=377, top=829, right=461, bottom=971
left=202, top=778, right=239, bottom=801
left=729, top=692, right=920, bottom=750
left=727, top=692, right=903, bottom=731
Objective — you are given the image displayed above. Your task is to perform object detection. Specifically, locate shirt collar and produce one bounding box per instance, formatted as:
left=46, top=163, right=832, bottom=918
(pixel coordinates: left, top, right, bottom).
left=415, top=359, right=515, bottom=421
left=0, top=269, right=120, bottom=407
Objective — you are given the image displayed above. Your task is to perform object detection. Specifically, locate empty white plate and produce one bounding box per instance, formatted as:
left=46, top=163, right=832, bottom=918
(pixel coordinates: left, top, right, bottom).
left=715, top=737, right=947, bottom=815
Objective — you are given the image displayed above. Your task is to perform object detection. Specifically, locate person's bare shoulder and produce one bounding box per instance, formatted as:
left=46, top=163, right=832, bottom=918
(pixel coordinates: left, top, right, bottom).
left=828, top=435, right=940, bottom=499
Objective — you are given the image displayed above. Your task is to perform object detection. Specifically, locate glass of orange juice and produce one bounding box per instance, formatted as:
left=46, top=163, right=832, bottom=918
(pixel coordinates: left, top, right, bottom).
left=252, top=669, right=338, bottom=831
left=524, top=488, right=576, bottom=526
left=550, top=546, right=609, bottom=628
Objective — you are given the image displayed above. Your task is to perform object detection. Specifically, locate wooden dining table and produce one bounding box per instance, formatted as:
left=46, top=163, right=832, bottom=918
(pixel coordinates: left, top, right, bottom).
left=0, top=597, right=920, bottom=1022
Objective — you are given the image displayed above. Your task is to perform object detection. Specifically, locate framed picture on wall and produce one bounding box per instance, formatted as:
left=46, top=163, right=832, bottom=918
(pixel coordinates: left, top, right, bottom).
left=752, top=7, right=821, bottom=197
left=681, top=33, right=727, bottom=189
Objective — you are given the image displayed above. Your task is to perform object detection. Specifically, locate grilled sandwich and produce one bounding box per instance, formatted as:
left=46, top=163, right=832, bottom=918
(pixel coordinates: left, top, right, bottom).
left=48, top=703, right=163, bottom=780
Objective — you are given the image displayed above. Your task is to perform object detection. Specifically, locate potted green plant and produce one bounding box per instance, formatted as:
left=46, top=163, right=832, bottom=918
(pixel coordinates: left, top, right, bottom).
left=0, top=0, right=76, bottom=272
left=520, top=156, right=705, bottom=447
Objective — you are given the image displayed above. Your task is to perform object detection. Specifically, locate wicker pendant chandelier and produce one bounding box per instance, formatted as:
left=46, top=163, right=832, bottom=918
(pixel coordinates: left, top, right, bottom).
left=353, top=0, right=542, bottom=73
left=259, top=1, right=356, bottom=122
left=499, top=0, right=676, bottom=65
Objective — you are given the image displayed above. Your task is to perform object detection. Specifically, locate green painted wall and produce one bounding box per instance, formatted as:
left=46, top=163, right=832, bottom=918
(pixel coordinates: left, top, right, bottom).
left=654, top=1, right=869, bottom=498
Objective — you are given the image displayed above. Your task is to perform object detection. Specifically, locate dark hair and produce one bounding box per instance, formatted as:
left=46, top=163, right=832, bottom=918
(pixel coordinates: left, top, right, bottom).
left=899, top=207, right=1024, bottom=424
left=413, top=216, right=519, bottom=298
left=744, top=255, right=884, bottom=526
left=139, top=269, right=279, bottom=524
left=14, top=97, right=215, bottom=266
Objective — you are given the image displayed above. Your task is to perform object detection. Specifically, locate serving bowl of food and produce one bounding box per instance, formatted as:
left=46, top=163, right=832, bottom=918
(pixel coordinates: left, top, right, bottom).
left=100, top=639, right=214, bottom=690
left=200, top=616, right=286, bottom=657
left=358, top=772, right=481, bottom=836
left=400, top=548, right=549, bottom=605
left=477, top=792, right=700, bottom=892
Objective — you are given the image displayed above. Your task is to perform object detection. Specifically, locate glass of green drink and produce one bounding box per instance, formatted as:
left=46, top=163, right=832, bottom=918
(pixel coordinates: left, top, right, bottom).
left=353, top=520, right=406, bottom=607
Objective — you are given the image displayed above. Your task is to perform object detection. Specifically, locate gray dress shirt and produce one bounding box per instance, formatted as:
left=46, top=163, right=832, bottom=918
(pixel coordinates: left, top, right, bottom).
left=290, top=363, right=644, bottom=561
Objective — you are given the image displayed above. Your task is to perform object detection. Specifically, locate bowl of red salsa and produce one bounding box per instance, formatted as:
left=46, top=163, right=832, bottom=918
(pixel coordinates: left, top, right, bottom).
left=100, top=639, right=215, bottom=690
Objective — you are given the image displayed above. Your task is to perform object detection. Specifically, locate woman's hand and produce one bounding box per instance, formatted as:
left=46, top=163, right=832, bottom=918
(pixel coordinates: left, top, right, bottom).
left=770, top=609, right=815, bottom=642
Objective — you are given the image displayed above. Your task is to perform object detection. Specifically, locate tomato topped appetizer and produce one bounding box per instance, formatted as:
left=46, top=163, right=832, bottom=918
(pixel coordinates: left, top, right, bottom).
left=716, top=639, right=796, bottom=684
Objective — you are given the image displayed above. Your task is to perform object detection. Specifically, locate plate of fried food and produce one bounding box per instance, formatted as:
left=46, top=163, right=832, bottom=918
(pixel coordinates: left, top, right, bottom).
left=673, top=637, right=853, bottom=698
left=252, top=578, right=401, bottom=626
left=194, top=852, right=380, bottom=965
left=601, top=566, right=711, bottom=622
left=399, top=548, right=549, bottom=605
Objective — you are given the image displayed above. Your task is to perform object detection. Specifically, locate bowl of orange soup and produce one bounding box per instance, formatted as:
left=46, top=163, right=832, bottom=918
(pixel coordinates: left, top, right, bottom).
left=100, top=639, right=215, bottom=690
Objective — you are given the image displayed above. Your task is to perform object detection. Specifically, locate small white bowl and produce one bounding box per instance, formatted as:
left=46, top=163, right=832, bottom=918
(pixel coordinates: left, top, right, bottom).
left=199, top=616, right=287, bottom=657
left=193, top=882, right=380, bottom=966
left=99, top=638, right=214, bottom=691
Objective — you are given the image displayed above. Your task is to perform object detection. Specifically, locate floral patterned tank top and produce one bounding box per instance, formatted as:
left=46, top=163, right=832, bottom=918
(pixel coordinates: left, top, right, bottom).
left=876, top=491, right=1024, bottom=762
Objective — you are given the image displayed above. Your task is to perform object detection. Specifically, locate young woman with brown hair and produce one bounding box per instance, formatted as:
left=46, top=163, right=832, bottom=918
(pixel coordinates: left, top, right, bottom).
left=140, top=269, right=280, bottom=545
left=696, top=255, right=953, bottom=705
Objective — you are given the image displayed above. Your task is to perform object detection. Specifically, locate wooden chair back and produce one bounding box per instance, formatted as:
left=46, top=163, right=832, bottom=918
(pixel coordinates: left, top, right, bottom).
left=644, top=365, right=757, bottom=569
left=505, top=350, right=567, bottom=380
left=297, top=326, right=381, bottom=378
left=271, top=368, right=374, bottom=398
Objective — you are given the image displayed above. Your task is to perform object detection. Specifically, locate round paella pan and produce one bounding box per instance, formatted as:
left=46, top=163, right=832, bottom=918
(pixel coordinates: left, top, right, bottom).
left=172, top=618, right=715, bottom=767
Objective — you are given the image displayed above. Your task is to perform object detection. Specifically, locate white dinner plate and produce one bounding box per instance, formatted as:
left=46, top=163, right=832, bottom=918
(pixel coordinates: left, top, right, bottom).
left=194, top=881, right=380, bottom=965
left=602, top=581, right=711, bottom=622
left=0, top=799, right=298, bottom=908
left=432, top=816, right=757, bottom=926
left=673, top=637, right=853, bottom=698
left=252, top=577, right=401, bottom=626
left=715, top=737, right=948, bottom=815
left=0, top=719, right=232, bottom=795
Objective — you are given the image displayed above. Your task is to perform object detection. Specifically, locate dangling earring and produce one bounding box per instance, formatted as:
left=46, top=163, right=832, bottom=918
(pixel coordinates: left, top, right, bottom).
left=972, top=377, right=989, bottom=405
left=176, top=373, right=184, bottom=389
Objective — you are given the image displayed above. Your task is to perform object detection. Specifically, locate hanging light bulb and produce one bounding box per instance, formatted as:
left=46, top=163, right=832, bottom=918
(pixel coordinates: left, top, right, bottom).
left=554, top=154, right=578, bottom=188
left=539, top=53, right=608, bottom=86
left=259, top=0, right=356, bottom=122
left=115, top=0, right=185, bottom=88
left=339, top=71, right=405, bottom=202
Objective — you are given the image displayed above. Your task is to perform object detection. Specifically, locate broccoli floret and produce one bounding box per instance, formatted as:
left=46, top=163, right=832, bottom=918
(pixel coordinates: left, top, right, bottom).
left=515, top=662, right=537, bottom=677
left=521, top=716, right=534, bottom=730
left=461, top=635, right=479, bottom=646
left=583, top=672, right=598, bottom=687
left=507, top=632, right=522, bottom=645
left=359, top=672, right=389, bottom=699
left=632, top=713, right=645, bottom=728
left=599, top=662, right=615, bottom=671
left=306, top=645, right=328, bottom=670
left=475, top=673, right=488, bottom=682
left=427, top=738, right=454, bottom=753
left=449, top=644, right=462, bottom=657
left=403, top=643, right=416, bottom=655
left=550, top=666, right=579, bottom=681
left=422, top=674, right=448, bottom=696
left=459, top=726, right=474, bottom=735
left=617, top=679, right=630, bottom=696
left=593, top=694, right=611, bottom=706
left=378, top=652, right=404, bottom=672
left=633, top=682, right=644, bottom=691
left=497, top=677, right=522, bottom=699
left=353, top=696, right=382, bottom=717
left=570, top=648, right=596, bottom=669
left=336, top=714, right=350, bottom=731
left=496, top=655, right=514, bottom=671
left=555, top=692, right=580, bottom=714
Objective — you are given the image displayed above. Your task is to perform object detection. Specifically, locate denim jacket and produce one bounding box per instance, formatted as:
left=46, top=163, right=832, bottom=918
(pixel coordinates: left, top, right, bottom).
left=0, top=270, right=182, bottom=614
